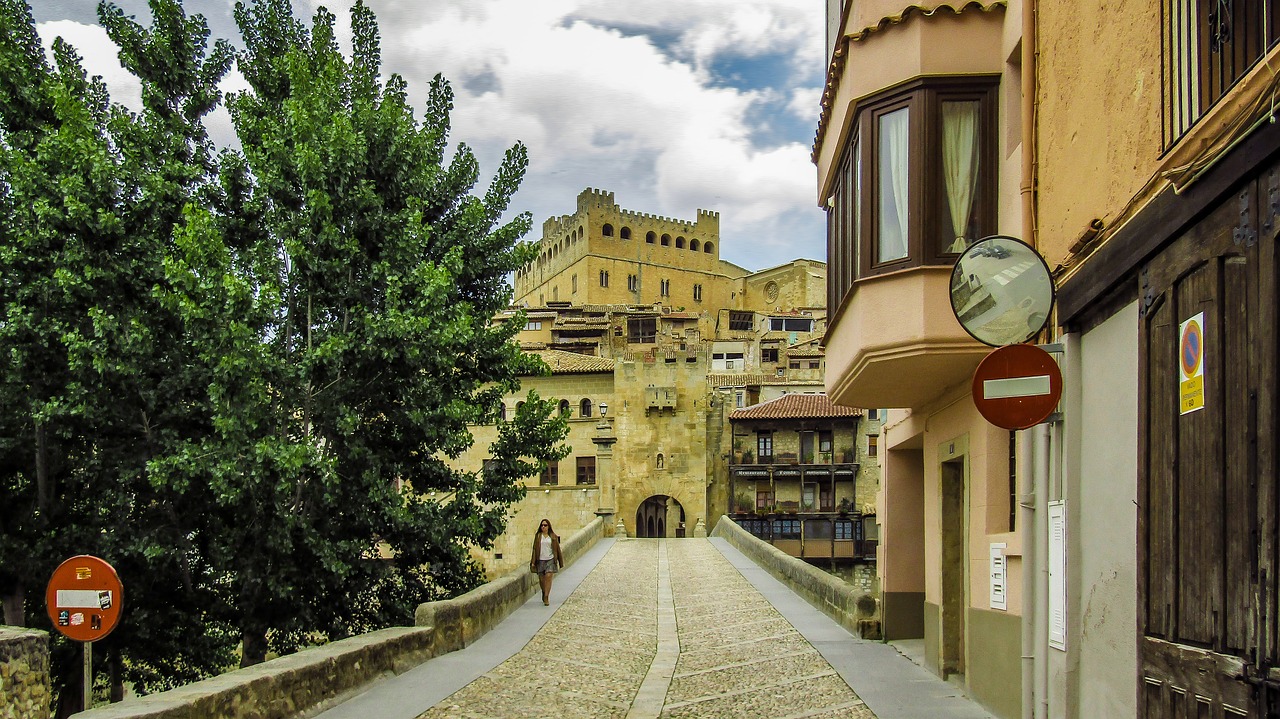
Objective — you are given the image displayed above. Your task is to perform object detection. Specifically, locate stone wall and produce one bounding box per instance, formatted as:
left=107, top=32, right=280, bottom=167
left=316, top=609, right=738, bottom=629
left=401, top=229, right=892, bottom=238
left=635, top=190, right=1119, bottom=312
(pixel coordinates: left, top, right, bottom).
left=712, top=516, right=880, bottom=639
left=0, top=627, right=50, bottom=719
left=70, top=519, right=605, bottom=719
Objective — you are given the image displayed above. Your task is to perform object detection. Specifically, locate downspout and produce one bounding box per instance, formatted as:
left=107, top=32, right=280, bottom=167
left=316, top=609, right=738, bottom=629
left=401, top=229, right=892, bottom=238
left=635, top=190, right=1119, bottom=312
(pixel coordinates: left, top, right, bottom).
left=1035, top=424, right=1051, bottom=719
left=1019, top=427, right=1036, bottom=719
left=1020, top=1, right=1040, bottom=718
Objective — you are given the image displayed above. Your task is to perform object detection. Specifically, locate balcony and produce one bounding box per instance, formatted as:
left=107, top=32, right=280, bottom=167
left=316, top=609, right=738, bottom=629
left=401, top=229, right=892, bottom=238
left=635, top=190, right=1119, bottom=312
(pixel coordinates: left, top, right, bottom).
left=727, top=512, right=877, bottom=562
left=824, top=266, right=989, bottom=409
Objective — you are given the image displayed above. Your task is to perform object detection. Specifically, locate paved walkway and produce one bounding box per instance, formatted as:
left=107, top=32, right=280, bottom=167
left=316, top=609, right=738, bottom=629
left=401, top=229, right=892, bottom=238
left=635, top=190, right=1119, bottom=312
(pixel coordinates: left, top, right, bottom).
left=315, top=538, right=994, bottom=719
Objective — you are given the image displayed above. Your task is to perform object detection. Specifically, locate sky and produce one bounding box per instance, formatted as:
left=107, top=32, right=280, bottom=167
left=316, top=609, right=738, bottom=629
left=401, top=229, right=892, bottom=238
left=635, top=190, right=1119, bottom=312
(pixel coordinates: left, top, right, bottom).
left=28, top=0, right=828, bottom=273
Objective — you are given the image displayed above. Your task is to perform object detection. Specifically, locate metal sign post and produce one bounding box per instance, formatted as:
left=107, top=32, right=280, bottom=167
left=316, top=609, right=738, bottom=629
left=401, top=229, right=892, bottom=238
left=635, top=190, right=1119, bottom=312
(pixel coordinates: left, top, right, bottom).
left=84, top=641, right=92, bottom=711
left=45, top=555, right=124, bottom=712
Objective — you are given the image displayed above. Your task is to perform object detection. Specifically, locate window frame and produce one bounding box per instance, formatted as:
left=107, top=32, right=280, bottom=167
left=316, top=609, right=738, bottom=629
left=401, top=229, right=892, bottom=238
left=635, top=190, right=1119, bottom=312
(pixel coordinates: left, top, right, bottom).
left=828, top=75, right=1000, bottom=287
left=576, top=456, right=596, bottom=485
left=540, top=462, right=558, bottom=486
left=757, top=431, right=774, bottom=461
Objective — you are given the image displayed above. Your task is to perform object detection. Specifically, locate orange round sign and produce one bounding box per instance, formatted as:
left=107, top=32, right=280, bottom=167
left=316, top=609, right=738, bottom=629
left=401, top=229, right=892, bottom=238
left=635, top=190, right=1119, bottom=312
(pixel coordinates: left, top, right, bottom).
left=972, top=344, right=1063, bottom=430
left=45, top=556, right=123, bottom=642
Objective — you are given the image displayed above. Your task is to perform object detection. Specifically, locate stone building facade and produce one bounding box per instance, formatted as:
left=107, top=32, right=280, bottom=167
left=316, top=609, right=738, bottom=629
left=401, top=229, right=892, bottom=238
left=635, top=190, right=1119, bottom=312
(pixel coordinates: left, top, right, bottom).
left=450, top=189, right=879, bottom=580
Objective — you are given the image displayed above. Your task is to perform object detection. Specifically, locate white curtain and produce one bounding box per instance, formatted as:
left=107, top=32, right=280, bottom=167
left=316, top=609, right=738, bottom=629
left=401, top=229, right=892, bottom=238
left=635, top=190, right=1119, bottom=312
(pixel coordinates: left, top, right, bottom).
left=878, top=108, right=909, bottom=262
left=942, top=101, right=979, bottom=254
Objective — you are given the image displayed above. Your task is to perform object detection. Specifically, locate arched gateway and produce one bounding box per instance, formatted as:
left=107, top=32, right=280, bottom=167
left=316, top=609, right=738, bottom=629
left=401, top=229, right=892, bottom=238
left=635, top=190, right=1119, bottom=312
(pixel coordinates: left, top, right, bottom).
left=635, top=495, right=686, bottom=538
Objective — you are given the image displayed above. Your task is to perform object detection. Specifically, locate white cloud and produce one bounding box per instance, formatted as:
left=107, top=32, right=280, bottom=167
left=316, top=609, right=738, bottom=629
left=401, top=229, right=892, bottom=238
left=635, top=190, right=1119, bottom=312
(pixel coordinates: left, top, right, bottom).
left=37, top=0, right=829, bottom=270
left=36, top=20, right=142, bottom=111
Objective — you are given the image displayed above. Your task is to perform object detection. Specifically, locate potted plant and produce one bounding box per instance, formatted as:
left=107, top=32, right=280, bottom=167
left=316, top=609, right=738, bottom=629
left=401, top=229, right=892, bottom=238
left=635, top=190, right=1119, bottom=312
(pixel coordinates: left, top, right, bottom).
left=741, top=449, right=754, bottom=464
left=838, top=498, right=852, bottom=517
left=841, top=446, right=856, bottom=463
left=801, top=450, right=815, bottom=464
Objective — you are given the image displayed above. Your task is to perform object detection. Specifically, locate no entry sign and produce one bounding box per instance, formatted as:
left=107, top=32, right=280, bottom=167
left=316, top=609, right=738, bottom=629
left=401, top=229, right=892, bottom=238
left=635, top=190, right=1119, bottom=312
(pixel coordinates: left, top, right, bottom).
left=972, top=344, right=1063, bottom=430
left=45, top=556, right=123, bottom=642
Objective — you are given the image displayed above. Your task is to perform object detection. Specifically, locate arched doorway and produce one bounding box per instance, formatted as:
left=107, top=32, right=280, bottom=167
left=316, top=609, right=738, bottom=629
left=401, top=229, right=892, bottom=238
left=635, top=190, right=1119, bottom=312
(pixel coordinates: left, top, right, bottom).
left=635, top=495, right=686, bottom=538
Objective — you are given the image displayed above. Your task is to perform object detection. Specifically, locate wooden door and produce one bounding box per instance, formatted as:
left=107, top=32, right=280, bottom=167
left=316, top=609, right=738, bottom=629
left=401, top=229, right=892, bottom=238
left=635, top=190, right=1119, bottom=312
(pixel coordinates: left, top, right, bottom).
left=1139, top=166, right=1278, bottom=717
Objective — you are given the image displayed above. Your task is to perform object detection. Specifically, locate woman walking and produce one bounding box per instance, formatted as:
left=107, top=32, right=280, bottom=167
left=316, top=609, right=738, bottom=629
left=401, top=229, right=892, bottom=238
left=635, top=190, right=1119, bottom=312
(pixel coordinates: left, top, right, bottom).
left=530, top=518, right=564, bottom=605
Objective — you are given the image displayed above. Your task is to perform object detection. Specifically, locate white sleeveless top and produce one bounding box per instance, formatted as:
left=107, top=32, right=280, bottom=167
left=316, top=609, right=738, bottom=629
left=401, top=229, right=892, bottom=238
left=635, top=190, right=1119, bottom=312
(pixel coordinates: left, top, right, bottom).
left=539, top=535, right=554, bottom=561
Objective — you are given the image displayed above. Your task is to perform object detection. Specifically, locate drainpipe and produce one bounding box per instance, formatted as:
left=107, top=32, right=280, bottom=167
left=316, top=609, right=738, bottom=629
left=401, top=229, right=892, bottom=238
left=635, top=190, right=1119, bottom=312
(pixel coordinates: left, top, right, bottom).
left=1019, top=1, right=1041, bottom=716
left=1035, top=424, right=1051, bottom=719
left=1021, top=0, right=1038, bottom=250
left=1020, top=427, right=1036, bottom=719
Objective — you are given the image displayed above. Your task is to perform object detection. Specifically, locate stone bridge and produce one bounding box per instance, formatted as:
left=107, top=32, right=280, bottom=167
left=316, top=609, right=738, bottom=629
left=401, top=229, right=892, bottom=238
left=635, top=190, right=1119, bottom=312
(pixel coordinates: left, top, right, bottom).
left=36, top=522, right=995, bottom=719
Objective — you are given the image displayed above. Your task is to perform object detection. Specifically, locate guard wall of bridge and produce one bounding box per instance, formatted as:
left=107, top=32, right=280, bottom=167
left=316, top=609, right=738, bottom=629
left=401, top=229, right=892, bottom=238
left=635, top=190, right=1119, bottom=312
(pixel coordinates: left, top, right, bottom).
left=69, top=518, right=605, bottom=719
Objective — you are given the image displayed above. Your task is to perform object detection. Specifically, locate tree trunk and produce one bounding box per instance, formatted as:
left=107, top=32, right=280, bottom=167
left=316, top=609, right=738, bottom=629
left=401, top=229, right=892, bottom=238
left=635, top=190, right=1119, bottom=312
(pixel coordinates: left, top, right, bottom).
left=240, top=625, right=268, bottom=667
left=109, top=650, right=124, bottom=702
left=2, top=584, right=24, bottom=626
left=35, top=420, right=50, bottom=510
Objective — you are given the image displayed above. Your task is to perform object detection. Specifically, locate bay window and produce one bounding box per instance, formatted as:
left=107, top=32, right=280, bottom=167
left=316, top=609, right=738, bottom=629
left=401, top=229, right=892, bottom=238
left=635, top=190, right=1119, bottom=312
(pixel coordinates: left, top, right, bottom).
left=827, top=75, right=999, bottom=306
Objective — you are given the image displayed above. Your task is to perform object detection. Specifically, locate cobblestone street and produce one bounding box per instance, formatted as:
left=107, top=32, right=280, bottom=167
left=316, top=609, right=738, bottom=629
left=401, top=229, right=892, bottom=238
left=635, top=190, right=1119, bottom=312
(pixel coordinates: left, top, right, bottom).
left=416, top=539, right=873, bottom=719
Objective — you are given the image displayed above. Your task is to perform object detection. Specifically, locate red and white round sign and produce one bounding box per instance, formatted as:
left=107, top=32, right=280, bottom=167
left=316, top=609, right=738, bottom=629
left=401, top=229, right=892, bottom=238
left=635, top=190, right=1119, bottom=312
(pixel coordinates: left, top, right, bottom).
left=972, top=344, right=1063, bottom=430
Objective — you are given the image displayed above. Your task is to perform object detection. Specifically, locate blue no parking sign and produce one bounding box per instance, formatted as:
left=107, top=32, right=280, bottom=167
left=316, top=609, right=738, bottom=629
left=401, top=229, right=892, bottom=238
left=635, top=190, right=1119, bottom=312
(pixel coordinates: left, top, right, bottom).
left=1179, top=312, right=1205, bottom=415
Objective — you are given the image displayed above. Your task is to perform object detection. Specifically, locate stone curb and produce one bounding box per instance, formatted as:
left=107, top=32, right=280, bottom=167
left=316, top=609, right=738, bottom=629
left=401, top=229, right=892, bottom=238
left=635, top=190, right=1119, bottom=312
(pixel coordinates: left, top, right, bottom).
left=711, top=517, right=878, bottom=638
left=71, top=517, right=606, bottom=719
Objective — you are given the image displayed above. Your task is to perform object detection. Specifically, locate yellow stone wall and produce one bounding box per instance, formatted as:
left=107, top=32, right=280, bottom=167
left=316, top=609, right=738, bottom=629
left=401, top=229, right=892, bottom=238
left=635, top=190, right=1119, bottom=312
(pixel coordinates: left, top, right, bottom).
left=516, top=188, right=732, bottom=307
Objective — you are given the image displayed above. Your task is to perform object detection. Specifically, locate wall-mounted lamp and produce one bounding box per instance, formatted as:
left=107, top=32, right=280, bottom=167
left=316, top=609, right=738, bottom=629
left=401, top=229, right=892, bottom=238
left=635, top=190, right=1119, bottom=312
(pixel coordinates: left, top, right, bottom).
left=599, top=402, right=608, bottom=416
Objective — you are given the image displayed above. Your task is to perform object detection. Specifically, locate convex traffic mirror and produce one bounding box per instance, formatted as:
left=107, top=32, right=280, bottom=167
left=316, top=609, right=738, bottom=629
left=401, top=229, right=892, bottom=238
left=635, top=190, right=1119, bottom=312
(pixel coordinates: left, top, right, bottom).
left=949, top=235, right=1054, bottom=347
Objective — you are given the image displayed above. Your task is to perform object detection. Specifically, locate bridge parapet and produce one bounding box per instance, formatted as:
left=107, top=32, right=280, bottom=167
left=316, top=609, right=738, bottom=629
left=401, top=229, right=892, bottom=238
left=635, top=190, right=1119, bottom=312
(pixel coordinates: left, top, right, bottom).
left=1, top=626, right=50, bottom=719
left=71, top=518, right=606, bottom=719
left=712, top=516, right=880, bottom=639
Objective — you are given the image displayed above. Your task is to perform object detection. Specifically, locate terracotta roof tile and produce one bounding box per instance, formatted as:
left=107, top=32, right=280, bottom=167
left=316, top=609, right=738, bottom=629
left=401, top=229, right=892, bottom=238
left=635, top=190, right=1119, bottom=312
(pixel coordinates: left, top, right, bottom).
left=530, top=349, right=615, bottom=374
left=730, top=393, right=863, bottom=420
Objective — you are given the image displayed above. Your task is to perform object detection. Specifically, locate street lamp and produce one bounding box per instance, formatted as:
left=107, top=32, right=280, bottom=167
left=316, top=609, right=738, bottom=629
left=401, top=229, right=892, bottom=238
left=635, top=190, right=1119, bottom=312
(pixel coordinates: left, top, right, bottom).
left=599, top=402, right=608, bottom=417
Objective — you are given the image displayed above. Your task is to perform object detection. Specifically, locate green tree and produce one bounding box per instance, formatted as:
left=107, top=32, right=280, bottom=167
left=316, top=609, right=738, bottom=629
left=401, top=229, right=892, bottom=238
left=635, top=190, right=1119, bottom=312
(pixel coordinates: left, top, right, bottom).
left=0, top=0, right=241, bottom=709
left=149, top=0, right=567, bottom=665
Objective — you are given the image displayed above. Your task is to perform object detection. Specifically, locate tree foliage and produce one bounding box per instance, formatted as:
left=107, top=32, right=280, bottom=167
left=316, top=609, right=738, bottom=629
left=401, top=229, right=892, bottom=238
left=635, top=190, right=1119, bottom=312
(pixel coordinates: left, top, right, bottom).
left=0, top=0, right=564, bottom=703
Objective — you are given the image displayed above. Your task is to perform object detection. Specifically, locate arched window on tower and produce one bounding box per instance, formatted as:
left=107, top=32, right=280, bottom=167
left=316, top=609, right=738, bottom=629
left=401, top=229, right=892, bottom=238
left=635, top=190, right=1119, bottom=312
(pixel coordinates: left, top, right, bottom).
left=602, top=224, right=614, bottom=237
left=704, top=241, right=714, bottom=254
left=661, top=234, right=671, bottom=246
left=675, top=236, right=686, bottom=249
left=690, top=239, right=701, bottom=251
left=646, top=231, right=656, bottom=243
left=580, top=398, right=593, bottom=417
left=620, top=227, right=632, bottom=239
left=559, top=399, right=570, bottom=416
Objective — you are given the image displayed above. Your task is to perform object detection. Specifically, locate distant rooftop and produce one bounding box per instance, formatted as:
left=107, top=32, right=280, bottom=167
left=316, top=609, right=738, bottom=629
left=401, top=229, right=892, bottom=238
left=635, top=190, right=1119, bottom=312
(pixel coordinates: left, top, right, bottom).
left=730, top=393, right=863, bottom=421
left=530, top=349, right=616, bottom=374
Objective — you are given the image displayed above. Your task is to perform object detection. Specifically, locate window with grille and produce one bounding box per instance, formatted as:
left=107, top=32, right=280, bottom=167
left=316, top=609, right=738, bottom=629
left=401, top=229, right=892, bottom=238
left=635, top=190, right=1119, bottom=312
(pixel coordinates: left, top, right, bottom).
left=660, top=279, right=670, bottom=297
left=1164, top=0, right=1280, bottom=144
left=628, top=274, right=639, bottom=291
left=600, top=270, right=609, bottom=287
left=693, top=284, right=702, bottom=301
